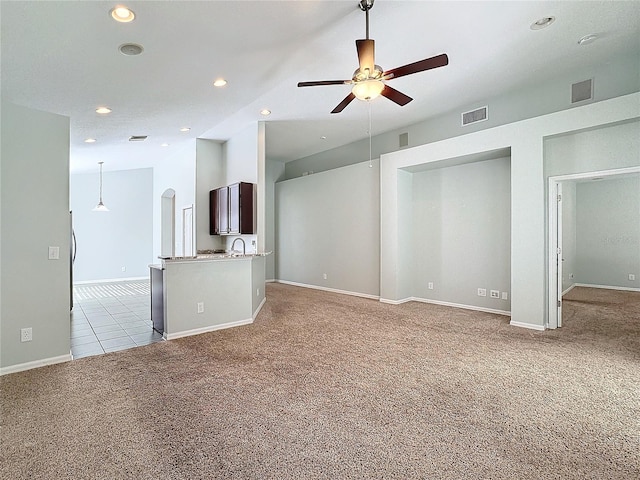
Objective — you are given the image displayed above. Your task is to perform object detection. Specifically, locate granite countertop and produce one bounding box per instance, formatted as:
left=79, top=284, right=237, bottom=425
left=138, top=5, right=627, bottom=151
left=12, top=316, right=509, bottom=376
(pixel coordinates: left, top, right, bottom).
left=159, top=251, right=272, bottom=263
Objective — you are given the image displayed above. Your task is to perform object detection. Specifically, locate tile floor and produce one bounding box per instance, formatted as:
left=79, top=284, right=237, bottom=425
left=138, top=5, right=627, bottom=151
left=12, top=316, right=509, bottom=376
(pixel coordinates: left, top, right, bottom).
left=71, top=281, right=163, bottom=359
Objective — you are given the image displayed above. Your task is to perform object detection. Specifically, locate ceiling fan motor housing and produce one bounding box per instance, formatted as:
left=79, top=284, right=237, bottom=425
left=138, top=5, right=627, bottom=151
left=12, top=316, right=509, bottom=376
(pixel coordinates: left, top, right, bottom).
left=359, top=0, right=375, bottom=13
left=353, top=65, right=384, bottom=82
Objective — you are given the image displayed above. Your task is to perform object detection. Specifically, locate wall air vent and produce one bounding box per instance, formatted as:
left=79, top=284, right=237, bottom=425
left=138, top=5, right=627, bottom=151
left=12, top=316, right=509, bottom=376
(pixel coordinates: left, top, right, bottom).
left=461, top=106, right=488, bottom=126
left=129, top=135, right=148, bottom=142
left=399, top=132, right=409, bottom=148
left=571, top=79, right=593, bottom=104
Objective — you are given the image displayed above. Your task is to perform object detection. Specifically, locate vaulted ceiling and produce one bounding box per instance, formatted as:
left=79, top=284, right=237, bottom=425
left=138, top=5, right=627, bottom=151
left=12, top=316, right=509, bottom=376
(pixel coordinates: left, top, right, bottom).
left=2, top=1, right=639, bottom=173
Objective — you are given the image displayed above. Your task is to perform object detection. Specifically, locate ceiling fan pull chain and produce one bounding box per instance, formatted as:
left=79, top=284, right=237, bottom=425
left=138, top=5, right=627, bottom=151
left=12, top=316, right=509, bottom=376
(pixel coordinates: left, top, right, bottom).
left=368, top=101, right=373, bottom=168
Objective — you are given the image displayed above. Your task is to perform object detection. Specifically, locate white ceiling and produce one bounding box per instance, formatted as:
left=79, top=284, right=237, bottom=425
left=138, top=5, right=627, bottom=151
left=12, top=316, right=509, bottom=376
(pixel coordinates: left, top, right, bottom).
left=2, top=1, right=639, bottom=173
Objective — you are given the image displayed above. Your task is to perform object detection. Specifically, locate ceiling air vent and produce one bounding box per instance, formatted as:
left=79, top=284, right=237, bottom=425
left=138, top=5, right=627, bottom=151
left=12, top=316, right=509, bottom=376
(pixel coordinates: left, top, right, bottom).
left=461, top=106, right=488, bottom=126
left=129, top=135, right=148, bottom=142
left=571, top=79, right=593, bottom=104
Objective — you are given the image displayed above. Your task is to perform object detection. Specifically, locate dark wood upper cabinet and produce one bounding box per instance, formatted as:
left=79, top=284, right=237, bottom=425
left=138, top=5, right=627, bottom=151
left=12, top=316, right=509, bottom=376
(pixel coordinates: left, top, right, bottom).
left=218, top=186, right=230, bottom=234
left=228, top=183, right=240, bottom=234
left=210, top=182, right=255, bottom=236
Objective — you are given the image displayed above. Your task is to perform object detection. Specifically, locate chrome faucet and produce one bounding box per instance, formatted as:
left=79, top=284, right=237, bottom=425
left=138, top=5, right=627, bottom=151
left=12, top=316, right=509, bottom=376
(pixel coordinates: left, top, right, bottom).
left=231, top=237, right=246, bottom=256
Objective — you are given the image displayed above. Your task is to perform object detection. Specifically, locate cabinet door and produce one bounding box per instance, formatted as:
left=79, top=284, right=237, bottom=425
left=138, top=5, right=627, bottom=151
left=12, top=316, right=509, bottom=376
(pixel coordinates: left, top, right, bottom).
left=228, top=183, right=240, bottom=234
left=218, top=186, right=229, bottom=234
left=209, top=189, right=219, bottom=235
left=238, top=182, right=255, bottom=234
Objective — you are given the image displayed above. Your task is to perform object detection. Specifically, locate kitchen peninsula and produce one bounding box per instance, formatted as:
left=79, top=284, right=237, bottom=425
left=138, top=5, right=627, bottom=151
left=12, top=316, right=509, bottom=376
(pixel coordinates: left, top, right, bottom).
left=150, top=253, right=268, bottom=340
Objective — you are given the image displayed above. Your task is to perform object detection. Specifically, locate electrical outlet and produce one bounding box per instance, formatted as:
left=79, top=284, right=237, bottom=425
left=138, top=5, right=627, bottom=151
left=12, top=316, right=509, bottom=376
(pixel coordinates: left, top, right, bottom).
left=323, top=273, right=327, bottom=280
left=48, top=246, right=60, bottom=260
left=569, top=273, right=574, bottom=279
left=630, top=274, right=636, bottom=281
left=477, top=288, right=487, bottom=297
left=490, top=290, right=500, bottom=299
left=197, top=302, right=204, bottom=314
left=21, top=327, right=32, bottom=342
left=121, top=266, right=126, bottom=272
left=428, top=282, right=434, bottom=290
left=501, top=292, right=508, bottom=300
left=257, top=288, right=260, bottom=297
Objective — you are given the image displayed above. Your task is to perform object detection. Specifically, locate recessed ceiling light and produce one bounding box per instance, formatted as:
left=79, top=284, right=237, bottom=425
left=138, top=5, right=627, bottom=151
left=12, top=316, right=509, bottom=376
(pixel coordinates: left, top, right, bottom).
left=110, top=6, right=135, bottom=23
left=160, top=143, right=170, bottom=147
left=578, top=34, right=599, bottom=45
left=179, top=127, right=191, bottom=132
left=213, top=79, right=227, bottom=87
left=530, top=16, right=555, bottom=30
left=84, top=138, right=97, bottom=143
left=320, top=136, right=327, bottom=140
left=96, top=107, right=112, bottom=114
left=260, top=109, right=271, bottom=116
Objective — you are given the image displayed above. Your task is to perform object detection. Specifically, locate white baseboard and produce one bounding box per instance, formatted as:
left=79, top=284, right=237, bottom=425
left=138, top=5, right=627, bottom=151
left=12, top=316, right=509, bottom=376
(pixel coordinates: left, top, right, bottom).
left=573, top=283, right=640, bottom=292
left=0, top=353, right=72, bottom=376
left=410, top=297, right=511, bottom=316
left=163, top=318, right=253, bottom=341
left=253, top=297, right=267, bottom=319
left=265, top=278, right=276, bottom=283
left=562, top=284, right=577, bottom=296
left=74, top=276, right=148, bottom=285
left=275, top=280, right=379, bottom=300
left=510, top=321, right=546, bottom=331
left=379, top=297, right=413, bottom=305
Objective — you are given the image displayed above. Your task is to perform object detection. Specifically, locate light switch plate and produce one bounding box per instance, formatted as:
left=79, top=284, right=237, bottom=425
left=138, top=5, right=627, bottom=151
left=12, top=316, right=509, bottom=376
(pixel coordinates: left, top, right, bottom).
left=48, top=246, right=60, bottom=260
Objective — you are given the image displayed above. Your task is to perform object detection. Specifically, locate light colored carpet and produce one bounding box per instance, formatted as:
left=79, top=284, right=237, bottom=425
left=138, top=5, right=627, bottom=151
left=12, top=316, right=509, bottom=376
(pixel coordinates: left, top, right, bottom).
left=1, top=284, right=638, bottom=479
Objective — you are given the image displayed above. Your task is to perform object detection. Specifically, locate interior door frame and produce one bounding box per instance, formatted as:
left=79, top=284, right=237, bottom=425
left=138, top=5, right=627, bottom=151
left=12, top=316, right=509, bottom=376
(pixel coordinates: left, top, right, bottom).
left=547, top=166, right=640, bottom=329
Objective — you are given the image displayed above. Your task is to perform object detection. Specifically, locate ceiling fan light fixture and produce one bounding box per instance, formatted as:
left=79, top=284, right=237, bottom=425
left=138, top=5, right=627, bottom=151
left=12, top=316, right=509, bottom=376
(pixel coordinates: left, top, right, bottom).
left=352, top=79, right=384, bottom=101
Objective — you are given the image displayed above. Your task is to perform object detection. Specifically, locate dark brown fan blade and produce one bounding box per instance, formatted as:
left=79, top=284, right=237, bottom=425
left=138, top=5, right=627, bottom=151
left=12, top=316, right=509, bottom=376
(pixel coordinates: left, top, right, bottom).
left=384, top=53, right=448, bottom=80
left=331, top=93, right=356, bottom=114
left=356, top=39, right=375, bottom=74
left=298, top=80, right=350, bottom=87
left=381, top=85, right=413, bottom=106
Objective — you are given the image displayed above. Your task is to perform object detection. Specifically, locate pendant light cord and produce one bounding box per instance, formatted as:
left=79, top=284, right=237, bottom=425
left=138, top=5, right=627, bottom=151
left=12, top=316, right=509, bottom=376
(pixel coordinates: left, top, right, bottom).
left=99, top=162, right=104, bottom=202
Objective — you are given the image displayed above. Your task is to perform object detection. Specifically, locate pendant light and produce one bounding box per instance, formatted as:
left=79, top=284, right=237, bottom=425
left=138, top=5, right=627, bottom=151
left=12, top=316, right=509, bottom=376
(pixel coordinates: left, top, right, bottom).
left=92, top=161, right=109, bottom=211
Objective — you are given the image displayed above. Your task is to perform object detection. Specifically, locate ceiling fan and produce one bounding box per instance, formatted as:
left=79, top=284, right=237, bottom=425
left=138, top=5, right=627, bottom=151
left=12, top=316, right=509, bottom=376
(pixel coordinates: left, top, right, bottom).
left=297, top=0, right=449, bottom=114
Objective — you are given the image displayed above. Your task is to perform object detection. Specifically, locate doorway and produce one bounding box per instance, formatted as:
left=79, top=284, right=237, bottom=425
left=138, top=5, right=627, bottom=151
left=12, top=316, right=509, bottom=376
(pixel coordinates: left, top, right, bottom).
left=548, top=166, right=640, bottom=329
